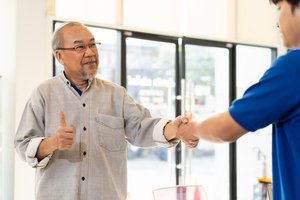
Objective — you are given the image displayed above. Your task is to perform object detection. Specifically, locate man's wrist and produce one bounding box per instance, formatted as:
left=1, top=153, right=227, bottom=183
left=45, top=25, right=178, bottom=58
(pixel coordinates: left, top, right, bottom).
left=163, top=120, right=175, bottom=141
left=48, top=134, right=58, bottom=152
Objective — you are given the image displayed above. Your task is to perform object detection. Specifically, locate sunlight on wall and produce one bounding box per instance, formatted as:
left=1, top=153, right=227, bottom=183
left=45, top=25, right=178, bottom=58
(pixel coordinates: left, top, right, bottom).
left=56, top=0, right=117, bottom=25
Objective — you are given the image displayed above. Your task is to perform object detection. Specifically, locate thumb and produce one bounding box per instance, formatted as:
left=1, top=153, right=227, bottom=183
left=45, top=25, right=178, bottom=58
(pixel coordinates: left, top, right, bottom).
left=185, top=112, right=194, bottom=119
left=59, top=111, right=66, bottom=126
left=173, top=116, right=185, bottom=127
left=181, top=116, right=189, bottom=124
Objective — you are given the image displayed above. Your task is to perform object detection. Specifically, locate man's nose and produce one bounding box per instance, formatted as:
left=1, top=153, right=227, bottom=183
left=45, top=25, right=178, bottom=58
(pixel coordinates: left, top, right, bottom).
left=84, top=46, right=97, bottom=55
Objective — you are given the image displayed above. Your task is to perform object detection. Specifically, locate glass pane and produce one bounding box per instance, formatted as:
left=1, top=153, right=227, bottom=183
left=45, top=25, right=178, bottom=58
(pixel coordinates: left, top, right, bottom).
left=184, top=44, right=230, bottom=200
left=236, top=45, right=273, bottom=200
left=125, top=37, right=176, bottom=200
left=53, top=22, right=120, bottom=83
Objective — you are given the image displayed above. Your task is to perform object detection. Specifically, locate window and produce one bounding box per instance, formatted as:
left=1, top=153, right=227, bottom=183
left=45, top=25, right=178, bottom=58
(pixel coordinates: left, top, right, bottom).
left=125, top=36, right=178, bottom=200
left=235, top=45, right=274, bottom=200
left=183, top=42, right=230, bottom=200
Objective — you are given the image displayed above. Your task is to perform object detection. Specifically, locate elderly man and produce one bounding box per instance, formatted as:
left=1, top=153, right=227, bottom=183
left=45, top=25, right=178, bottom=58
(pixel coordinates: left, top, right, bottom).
left=15, top=22, right=196, bottom=200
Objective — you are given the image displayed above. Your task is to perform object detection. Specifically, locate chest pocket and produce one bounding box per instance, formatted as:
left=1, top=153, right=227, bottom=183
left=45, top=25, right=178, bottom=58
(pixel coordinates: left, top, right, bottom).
left=95, top=114, right=126, bottom=152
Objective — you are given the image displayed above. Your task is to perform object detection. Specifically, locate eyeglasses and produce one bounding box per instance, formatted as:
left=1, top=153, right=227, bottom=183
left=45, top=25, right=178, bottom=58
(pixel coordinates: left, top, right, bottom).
left=56, top=42, right=101, bottom=53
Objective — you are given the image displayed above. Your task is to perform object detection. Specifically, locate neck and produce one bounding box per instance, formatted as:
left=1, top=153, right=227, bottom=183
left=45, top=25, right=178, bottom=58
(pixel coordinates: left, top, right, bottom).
left=71, top=79, right=88, bottom=91
left=64, top=72, right=88, bottom=91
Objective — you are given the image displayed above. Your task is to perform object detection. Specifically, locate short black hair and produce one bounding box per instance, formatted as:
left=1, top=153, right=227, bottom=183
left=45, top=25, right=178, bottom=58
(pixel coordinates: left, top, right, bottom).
left=270, top=0, right=300, bottom=11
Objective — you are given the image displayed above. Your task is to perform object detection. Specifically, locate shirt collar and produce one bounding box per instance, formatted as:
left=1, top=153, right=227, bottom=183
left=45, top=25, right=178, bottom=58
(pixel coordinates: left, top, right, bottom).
left=61, top=71, right=94, bottom=95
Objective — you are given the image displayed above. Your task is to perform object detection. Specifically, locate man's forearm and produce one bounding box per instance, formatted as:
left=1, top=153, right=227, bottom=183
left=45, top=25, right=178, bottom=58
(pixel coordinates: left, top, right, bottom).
left=36, top=135, right=57, bottom=161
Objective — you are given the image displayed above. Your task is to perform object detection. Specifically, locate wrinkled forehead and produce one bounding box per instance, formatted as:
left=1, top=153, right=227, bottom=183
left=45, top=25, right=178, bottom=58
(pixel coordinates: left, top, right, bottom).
left=61, top=25, right=95, bottom=45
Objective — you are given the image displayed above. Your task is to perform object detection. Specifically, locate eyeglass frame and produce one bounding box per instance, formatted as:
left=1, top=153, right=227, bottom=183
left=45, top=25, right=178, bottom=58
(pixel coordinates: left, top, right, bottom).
left=56, top=41, right=101, bottom=53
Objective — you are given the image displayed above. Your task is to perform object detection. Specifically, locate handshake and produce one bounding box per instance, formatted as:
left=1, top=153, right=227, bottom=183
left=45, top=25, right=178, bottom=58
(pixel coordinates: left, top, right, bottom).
left=164, top=113, right=200, bottom=148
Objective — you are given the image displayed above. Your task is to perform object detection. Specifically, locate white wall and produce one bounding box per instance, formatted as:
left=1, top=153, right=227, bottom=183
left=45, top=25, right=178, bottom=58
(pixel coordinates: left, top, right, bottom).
left=14, top=1, right=53, bottom=199
left=236, top=0, right=280, bottom=46
left=0, top=0, right=16, bottom=199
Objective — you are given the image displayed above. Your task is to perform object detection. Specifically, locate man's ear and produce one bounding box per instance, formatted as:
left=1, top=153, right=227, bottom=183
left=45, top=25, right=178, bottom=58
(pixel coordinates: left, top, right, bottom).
left=55, top=51, right=64, bottom=65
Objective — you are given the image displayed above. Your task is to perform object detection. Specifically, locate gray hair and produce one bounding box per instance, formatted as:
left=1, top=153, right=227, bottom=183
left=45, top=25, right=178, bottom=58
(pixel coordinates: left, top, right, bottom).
left=51, top=22, right=85, bottom=53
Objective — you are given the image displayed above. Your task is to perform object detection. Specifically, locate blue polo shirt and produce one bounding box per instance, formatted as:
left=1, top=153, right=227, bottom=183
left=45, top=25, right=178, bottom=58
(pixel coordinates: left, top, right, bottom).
left=229, top=49, right=300, bottom=200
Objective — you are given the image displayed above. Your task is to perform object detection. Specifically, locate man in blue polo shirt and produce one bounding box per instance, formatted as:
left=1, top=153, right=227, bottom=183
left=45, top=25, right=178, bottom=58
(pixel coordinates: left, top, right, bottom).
left=178, top=0, right=300, bottom=199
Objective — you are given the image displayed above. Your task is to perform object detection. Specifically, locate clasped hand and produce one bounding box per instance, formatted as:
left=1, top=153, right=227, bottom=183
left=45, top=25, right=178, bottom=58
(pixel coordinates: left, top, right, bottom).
left=165, top=113, right=200, bottom=148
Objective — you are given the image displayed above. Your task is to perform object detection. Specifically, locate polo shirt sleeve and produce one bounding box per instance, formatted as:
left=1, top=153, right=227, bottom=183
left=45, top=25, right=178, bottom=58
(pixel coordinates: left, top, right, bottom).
left=229, top=50, right=300, bottom=132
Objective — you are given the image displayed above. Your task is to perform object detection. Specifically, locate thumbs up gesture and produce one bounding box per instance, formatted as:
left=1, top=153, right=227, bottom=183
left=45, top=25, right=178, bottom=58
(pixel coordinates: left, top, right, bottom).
left=54, top=111, right=75, bottom=150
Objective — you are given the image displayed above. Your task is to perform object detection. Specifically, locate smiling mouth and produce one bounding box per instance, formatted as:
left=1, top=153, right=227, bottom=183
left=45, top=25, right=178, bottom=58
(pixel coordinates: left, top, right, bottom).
left=83, top=61, right=96, bottom=65
left=82, top=57, right=97, bottom=65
